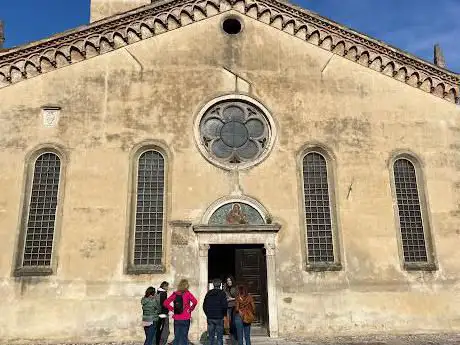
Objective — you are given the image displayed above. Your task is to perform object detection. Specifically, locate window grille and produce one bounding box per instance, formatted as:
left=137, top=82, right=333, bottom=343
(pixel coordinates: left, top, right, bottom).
left=133, top=150, right=164, bottom=266
left=393, top=158, right=428, bottom=263
left=23, top=152, right=61, bottom=267
left=303, top=152, right=335, bottom=263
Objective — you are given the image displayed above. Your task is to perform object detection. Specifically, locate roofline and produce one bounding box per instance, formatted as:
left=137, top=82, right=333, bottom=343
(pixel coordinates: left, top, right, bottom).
left=0, top=0, right=458, bottom=103
left=271, top=0, right=459, bottom=78
left=0, top=0, right=173, bottom=60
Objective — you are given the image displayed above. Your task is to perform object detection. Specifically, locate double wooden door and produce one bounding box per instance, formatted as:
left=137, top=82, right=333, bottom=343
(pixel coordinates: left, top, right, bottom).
left=235, top=247, right=268, bottom=327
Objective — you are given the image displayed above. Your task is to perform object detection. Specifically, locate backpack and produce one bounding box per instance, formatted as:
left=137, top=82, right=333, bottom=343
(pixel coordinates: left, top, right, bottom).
left=241, top=308, right=255, bottom=324
left=239, top=296, right=255, bottom=324
left=155, top=293, right=162, bottom=306
left=173, top=293, right=184, bottom=314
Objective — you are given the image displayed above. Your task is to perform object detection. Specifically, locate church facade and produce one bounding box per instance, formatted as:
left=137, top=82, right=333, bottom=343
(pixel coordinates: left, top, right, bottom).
left=0, top=0, right=459, bottom=343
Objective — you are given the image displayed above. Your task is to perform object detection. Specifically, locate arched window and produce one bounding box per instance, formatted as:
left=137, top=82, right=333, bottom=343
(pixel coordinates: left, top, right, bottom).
left=392, top=157, right=435, bottom=270
left=128, top=149, right=166, bottom=273
left=16, top=151, right=62, bottom=275
left=302, top=151, right=341, bottom=270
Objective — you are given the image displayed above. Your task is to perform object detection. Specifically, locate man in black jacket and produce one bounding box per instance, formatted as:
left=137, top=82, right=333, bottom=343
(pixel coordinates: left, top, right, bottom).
left=203, top=278, right=228, bottom=345
left=156, top=281, right=170, bottom=345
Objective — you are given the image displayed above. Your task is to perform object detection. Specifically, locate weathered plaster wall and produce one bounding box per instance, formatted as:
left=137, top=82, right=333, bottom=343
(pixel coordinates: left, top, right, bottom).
left=0, top=12, right=459, bottom=343
left=90, top=0, right=150, bottom=22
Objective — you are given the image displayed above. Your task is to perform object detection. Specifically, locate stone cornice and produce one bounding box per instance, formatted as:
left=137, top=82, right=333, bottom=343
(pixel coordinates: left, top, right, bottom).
left=193, top=223, right=281, bottom=232
left=0, top=0, right=458, bottom=104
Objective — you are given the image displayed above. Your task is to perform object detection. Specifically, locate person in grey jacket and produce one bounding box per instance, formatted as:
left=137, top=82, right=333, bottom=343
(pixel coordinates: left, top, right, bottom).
left=224, top=275, right=237, bottom=341
left=142, top=286, right=161, bottom=345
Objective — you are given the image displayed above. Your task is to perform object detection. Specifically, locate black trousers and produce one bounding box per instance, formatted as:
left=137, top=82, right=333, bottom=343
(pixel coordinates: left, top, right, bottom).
left=156, top=317, right=169, bottom=345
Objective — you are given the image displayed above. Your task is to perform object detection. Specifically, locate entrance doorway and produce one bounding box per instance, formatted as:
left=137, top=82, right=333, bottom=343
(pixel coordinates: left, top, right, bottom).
left=208, top=244, right=268, bottom=333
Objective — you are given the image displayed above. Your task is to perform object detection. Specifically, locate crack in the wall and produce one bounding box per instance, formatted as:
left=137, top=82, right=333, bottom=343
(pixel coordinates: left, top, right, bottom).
left=125, top=48, right=144, bottom=79
left=222, top=66, right=252, bottom=93
left=346, top=177, right=354, bottom=200
left=321, top=54, right=334, bottom=78
left=230, top=169, right=243, bottom=196
left=102, top=63, right=109, bottom=138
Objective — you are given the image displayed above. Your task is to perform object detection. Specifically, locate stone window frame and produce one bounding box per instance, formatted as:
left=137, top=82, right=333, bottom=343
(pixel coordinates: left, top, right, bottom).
left=126, top=141, right=169, bottom=275
left=14, top=144, right=67, bottom=277
left=298, top=144, right=342, bottom=272
left=389, top=152, right=437, bottom=272
left=193, top=94, right=277, bottom=171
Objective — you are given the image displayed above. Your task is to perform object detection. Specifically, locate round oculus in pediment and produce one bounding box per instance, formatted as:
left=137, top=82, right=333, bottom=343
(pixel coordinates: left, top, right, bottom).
left=222, top=17, right=242, bottom=35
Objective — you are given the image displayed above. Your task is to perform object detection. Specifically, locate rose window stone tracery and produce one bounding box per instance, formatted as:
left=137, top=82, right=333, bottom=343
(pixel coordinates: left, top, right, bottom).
left=199, top=100, right=270, bottom=166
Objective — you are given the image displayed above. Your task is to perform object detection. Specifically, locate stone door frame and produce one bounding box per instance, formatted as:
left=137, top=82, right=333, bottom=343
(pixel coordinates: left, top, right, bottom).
left=193, top=224, right=280, bottom=338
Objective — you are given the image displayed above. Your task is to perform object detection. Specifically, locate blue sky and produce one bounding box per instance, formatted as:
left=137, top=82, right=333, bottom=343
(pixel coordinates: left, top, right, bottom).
left=0, top=0, right=459, bottom=72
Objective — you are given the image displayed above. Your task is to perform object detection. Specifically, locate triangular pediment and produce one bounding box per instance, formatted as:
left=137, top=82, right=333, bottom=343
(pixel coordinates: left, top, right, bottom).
left=0, top=0, right=458, bottom=103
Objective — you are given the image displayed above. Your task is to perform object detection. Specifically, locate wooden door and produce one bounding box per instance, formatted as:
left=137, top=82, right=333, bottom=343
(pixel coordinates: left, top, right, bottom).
left=235, top=248, right=267, bottom=326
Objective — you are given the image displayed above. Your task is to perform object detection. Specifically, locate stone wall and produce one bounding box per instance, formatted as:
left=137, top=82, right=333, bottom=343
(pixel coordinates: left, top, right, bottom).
left=0, top=12, right=459, bottom=344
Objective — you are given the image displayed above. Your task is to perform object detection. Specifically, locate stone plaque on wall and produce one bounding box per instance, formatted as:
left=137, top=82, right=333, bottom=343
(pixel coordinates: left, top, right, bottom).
left=41, top=107, right=60, bottom=128
left=170, top=221, right=192, bottom=246
left=171, top=230, right=189, bottom=245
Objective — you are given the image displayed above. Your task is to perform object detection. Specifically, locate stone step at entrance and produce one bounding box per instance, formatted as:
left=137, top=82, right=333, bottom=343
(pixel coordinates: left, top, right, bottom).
left=249, top=326, right=269, bottom=337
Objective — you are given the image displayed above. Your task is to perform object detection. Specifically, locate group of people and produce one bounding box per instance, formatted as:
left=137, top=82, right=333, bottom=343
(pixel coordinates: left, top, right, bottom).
left=203, top=276, right=255, bottom=345
left=141, top=276, right=255, bottom=345
left=141, top=281, right=172, bottom=345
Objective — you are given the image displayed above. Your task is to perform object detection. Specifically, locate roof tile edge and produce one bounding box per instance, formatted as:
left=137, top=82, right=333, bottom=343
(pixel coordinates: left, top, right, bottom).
left=0, top=0, right=458, bottom=104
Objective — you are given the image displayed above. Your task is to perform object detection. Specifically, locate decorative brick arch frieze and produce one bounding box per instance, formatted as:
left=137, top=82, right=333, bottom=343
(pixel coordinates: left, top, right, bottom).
left=0, top=0, right=458, bottom=103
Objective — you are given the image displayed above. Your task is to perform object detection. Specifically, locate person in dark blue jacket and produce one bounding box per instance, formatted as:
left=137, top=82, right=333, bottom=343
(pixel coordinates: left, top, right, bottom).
left=203, top=278, right=228, bottom=345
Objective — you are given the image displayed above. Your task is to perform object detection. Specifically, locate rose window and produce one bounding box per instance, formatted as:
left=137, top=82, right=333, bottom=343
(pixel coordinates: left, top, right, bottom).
left=199, top=100, right=270, bottom=166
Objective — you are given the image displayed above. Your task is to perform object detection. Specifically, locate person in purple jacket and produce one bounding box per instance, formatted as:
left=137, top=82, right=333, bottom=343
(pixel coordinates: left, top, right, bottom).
left=163, top=279, right=198, bottom=345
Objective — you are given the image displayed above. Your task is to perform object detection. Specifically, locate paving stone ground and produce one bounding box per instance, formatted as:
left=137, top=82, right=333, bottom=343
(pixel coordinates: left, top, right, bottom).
left=9, top=334, right=460, bottom=345
left=255, top=333, right=460, bottom=345
left=272, top=333, right=460, bottom=345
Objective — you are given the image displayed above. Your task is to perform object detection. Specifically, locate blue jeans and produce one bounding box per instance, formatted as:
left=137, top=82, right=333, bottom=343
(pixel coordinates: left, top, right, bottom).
left=144, top=323, right=157, bottom=345
left=234, top=314, right=251, bottom=345
left=207, top=319, right=224, bottom=345
left=173, top=319, right=191, bottom=345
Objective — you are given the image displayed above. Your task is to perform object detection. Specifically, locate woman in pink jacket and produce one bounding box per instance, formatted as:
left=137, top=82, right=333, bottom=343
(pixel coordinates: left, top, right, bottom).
left=163, top=279, right=198, bottom=345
